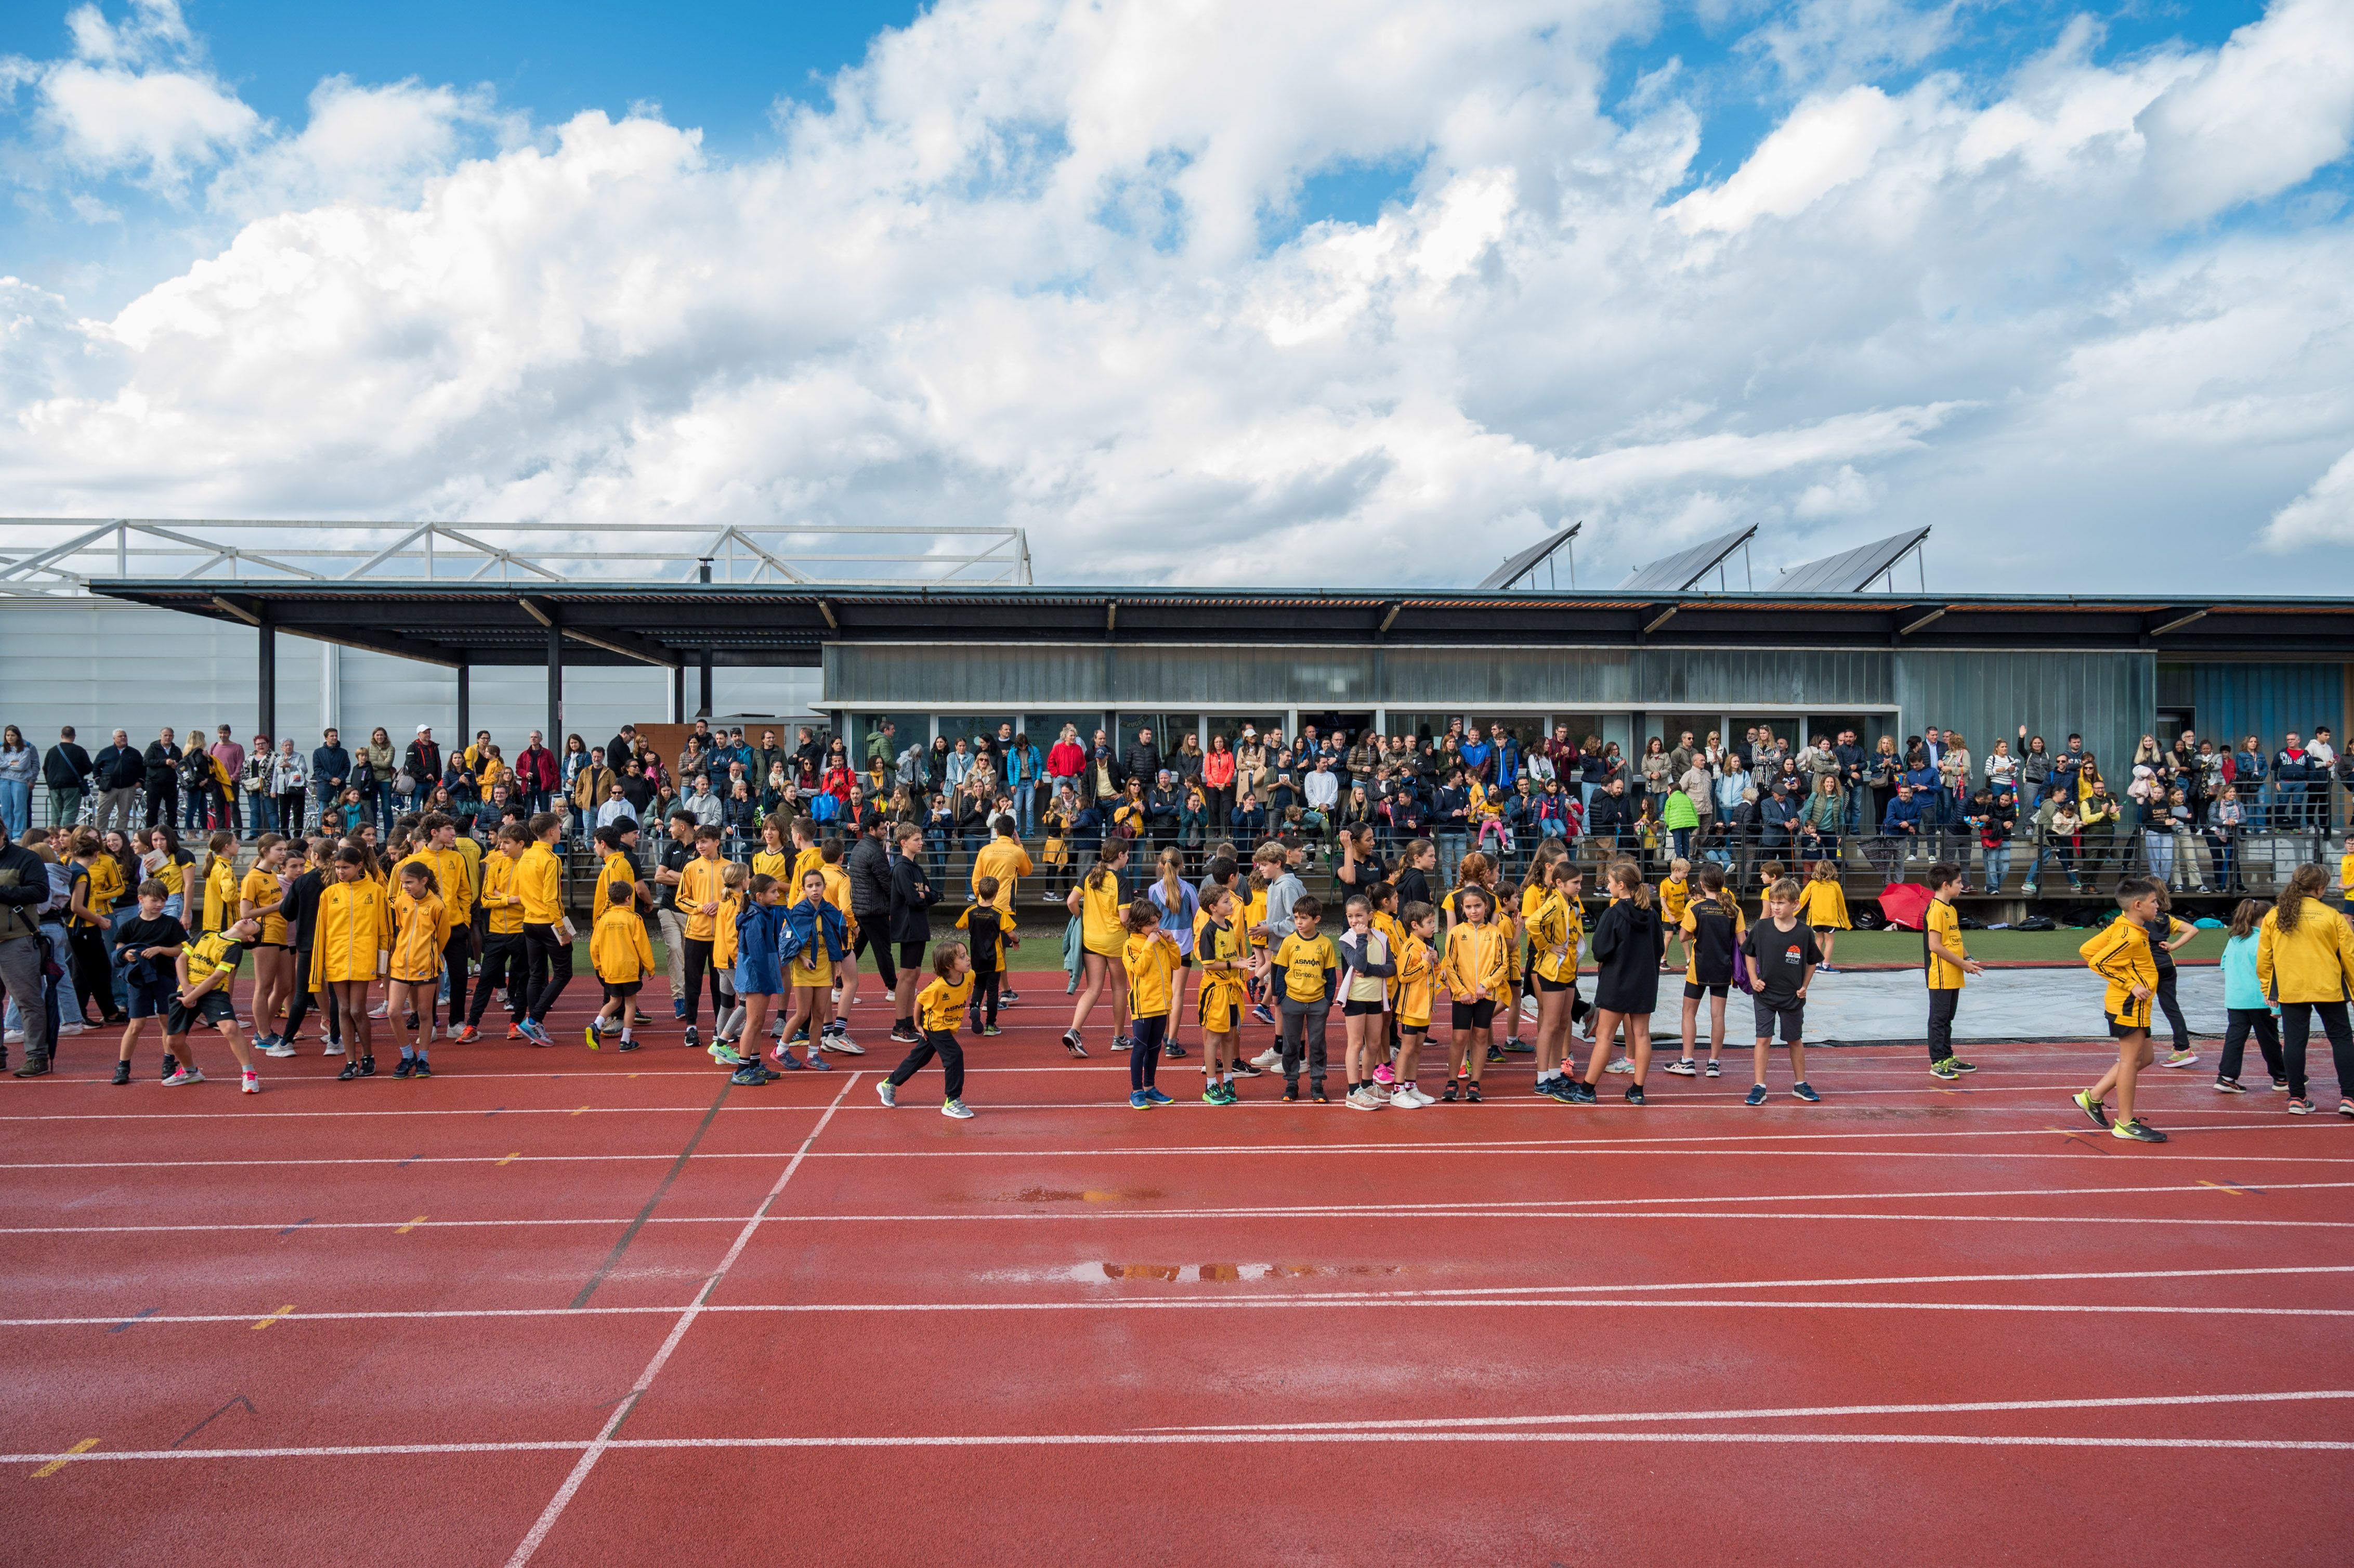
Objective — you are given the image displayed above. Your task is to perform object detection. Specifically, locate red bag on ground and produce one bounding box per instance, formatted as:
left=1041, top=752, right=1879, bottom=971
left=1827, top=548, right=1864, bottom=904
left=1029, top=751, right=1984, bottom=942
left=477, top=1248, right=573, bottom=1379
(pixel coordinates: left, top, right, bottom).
left=1876, top=881, right=1932, bottom=931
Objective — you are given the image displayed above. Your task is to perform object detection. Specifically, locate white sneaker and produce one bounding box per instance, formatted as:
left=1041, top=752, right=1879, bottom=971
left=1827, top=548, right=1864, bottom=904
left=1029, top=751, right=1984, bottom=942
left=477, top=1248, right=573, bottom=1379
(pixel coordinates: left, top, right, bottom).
left=1251, top=1047, right=1282, bottom=1070
left=162, top=1067, right=202, bottom=1087
left=58, top=1022, right=85, bottom=1037
left=1606, top=1056, right=1636, bottom=1075
left=240, top=1071, right=260, bottom=1094
left=2, top=1028, right=21, bottom=1046
left=1344, top=1087, right=1383, bottom=1109
left=1389, top=1084, right=1422, bottom=1107
left=2163, top=1050, right=2199, bottom=1069
left=876, top=1080, right=897, bottom=1108
left=263, top=1040, right=297, bottom=1059
left=369, top=1003, right=388, bottom=1018
left=941, top=1099, right=974, bottom=1119
left=322, top=1038, right=342, bottom=1054
left=819, top=1034, right=865, bottom=1055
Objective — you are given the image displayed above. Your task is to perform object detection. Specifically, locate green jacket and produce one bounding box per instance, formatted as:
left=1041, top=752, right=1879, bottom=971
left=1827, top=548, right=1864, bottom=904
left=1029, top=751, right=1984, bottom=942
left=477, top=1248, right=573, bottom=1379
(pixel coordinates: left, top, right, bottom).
left=1663, top=790, right=1701, bottom=831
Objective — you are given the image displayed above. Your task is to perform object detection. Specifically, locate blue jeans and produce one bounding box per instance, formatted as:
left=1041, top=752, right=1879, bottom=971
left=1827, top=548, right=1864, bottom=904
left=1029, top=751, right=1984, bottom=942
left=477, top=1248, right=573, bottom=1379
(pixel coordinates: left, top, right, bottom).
left=0, top=779, right=26, bottom=838
left=181, top=788, right=208, bottom=830
left=252, top=793, right=277, bottom=835
left=1013, top=782, right=1037, bottom=836
left=1980, top=845, right=2010, bottom=892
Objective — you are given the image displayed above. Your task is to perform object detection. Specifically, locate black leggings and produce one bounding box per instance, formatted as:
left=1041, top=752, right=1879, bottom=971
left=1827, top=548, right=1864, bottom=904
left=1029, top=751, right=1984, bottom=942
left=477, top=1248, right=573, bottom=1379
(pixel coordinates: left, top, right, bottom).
left=886, top=1028, right=965, bottom=1100
left=468, top=933, right=527, bottom=1027
left=438, top=931, right=470, bottom=1027
left=2280, top=1000, right=2353, bottom=1103
left=1130, top=1013, right=1167, bottom=1090
left=679, top=936, right=727, bottom=1027
left=68, top=924, right=119, bottom=1020
left=283, top=952, right=329, bottom=1040
left=1926, top=988, right=1959, bottom=1064
left=970, top=971, right=1000, bottom=1027
left=523, top=922, right=572, bottom=1023
left=2152, top=972, right=2189, bottom=1053
left=2219, top=1008, right=2283, bottom=1084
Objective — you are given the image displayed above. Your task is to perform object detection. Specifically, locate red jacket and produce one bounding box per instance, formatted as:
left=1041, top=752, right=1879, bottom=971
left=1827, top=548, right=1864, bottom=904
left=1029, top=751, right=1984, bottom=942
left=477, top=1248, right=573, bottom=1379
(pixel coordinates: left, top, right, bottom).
left=1200, top=750, right=1235, bottom=788
left=1046, top=741, right=1088, bottom=779
left=517, top=744, right=559, bottom=792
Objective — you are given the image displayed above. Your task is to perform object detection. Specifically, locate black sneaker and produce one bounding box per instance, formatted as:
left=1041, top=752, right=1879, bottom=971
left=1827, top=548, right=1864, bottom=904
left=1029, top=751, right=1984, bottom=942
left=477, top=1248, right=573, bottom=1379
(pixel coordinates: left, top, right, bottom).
left=890, top=1024, right=922, bottom=1044
left=1441, top=1080, right=1459, bottom=1102
left=1312, top=1087, right=1329, bottom=1103
left=1062, top=1030, right=1090, bottom=1059
left=161, top=1052, right=178, bottom=1079
left=412, top=1059, right=433, bottom=1078
left=358, top=1055, right=376, bottom=1078
left=393, top=1058, right=415, bottom=1079
left=684, top=1025, right=700, bottom=1050
left=1231, top=1058, right=1263, bottom=1077
left=1484, top=1045, right=1505, bottom=1064
left=1566, top=1081, right=1598, bottom=1105
left=338, top=1062, right=359, bottom=1081
left=111, top=1061, right=132, bottom=1086
left=617, top=1039, right=640, bottom=1052
left=1114, top=1034, right=1133, bottom=1052
left=1284, top=1084, right=1301, bottom=1102
left=1624, top=1084, right=1645, bottom=1106
left=1162, top=1042, right=1187, bottom=1059
left=1463, top=1083, right=1482, bottom=1103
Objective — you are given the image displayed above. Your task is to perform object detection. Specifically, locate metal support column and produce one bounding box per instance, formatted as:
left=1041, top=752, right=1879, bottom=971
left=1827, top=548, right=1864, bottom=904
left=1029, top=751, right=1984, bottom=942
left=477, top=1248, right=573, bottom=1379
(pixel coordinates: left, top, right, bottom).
left=256, top=620, right=277, bottom=743
left=669, top=663, right=683, bottom=724
left=698, top=652, right=713, bottom=718
left=456, top=662, right=471, bottom=748
left=548, top=624, right=565, bottom=748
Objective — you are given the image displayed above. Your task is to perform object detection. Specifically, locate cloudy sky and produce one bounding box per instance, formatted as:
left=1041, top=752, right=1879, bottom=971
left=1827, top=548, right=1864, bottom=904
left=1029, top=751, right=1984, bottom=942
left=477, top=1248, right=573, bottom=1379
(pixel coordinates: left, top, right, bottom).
left=3, top=0, right=2351, bottom=592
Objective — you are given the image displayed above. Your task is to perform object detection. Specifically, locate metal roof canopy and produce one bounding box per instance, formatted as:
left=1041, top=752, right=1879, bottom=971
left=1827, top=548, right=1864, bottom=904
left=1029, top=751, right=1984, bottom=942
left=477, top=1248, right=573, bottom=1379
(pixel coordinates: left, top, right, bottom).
left=1475, top=522, right=1581, bottom=590
left=1771, top=527, right=1932, bottom=594
left=1618, top=525, right=1757, bottom=593
left=87, top=580, right=2354, bottom=664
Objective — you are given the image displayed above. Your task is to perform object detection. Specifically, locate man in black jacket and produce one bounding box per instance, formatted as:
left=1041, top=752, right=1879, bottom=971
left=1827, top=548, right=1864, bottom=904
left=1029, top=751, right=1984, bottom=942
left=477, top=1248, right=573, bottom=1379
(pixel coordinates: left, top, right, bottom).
left=1122, top=728, right=1162, bottom=794
left=845, top=816, right=898, bottom=1010
left=0, top=822, right=56, bottom=1074
left=1586, top=776, right=1634, bottom=853
left=43, top=727, right=92, bottom=829
left=886, top=821, right=939, bottom=1043
left=143, top=726, right=182, bottom=831
left=311, top=728, right=351, bottom=814
left=404, top=726, right=442, bottom=799
left=92, top=728, right=146, bottom=837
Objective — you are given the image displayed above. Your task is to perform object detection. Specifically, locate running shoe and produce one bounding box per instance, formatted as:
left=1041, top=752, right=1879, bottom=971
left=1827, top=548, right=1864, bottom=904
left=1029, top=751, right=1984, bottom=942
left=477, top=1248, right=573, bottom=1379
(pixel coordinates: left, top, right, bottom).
left=1285, top=1085, right=1301, bottom=1102
left=1791, top=1081, right=1820, bottom=1103
left=1250, top=1004, right=1276, bottom=1027
left=1564, top=1081, right=1597, bottom=1105
left=2072, top=1089, right=2110, bottom=1128
left=2163, top=1050, right=2199, bottom=1069
left=683, top=1025, right=699, bottom=1050
left=1624, top=1084, right=1646, bottom=1106
left=820, top=1034, right=865, bottom=1056
left=1815, top=964, right=1837, bottom=974
left=1250, top=1047, right=1281, bottom=1070
left=803, top=1050, right=833, bottom=1072
left=1484, top=1046, right=1505, bottom=1064
left=1388, top=1084, right=1422, bottom=1107
left=359, top=1055, right=376, bottom=1077
left=1062, top=1030, right=1090, bottom=1059
left=1231, top=1058, right=1263, bottom=1077
left=710, top=1043, right=748, bottom=1067
left=877, top=1080, right=897, bottom=1107
left=1372, top=1063, right=1395, bottom=1085
left=262, top=1039, right=296, bottom=1059
left=1946, top=1057, right=1979, bottom=1074
left=1143, top=1087, right=1173, bottom=1106
left=597, top=1016, right=622, bottom=1035
left=2111, top=1117, right=2167, bottom=1144
left=393, top=1058, right=415, bottom=1078
left=2287, top=1097, right=2313, bottom=1115
left=1744, top=1083, right=1768, bottom=1106
left=1704, top=1060, right=1722, bottom=1079
left=617, top=1038, right=640, bottom=1052
left=1535, top=1077, right=1576, bottom=1104
left=111, top=1061, right=131, bottom=1086
left=584, top=1025, right=601, bottom=1051
left=729, top=1063, right=772, bottom=1087
left=2213, top=1078, right=2246, bottom=1094
left=1162, top=1042, right=1186, bottom=1059
left=450, top=1026, right=480, bottom=1044
left=505, top=1024, right=525, bottom=1041
left=1114, top=1034, right=1133, bottom=1052
left=1440, top=1081, right=1458, bottom=1102
left=1345, top=1088, right=1382, bottom=1110
left=673, top=999, right=688, bottom=1021
left=1930, top=1059, right=1962, bottom=1081
left=2340, top=1100, right=2354, bottom=1119
left=1130, top=1089, right=1153, bottom=1109
left=1664, top=1058, right=1698, bottom=1077
left=412, top=1059, right=433, bottom=1078
left=941, top=1099, right=974, bottom=1119
left=768, top=1046, right=805, bottom=1070
left=999, top=990, right=1020, bottom=1006
left=1606, top=1055, right=1635, bottom=1075
left=2270, top=1076, right=2290, bottom=1092
left=240, top=1070, right=260, bottom=1094
left=1202, top=1084, right=1225, bottom=1105
left=1460, top=1084, right=1478, bottom=1103
left=979, top=1025, right=1003, bottom=1037
left=337, top=1062, right=358, bottom=1081
left=1503, top=1037, right=1534, bottom=1054
left=323, top=1038, right=343, bottom=1054
left=889, top=1024, right=922, bottom=1044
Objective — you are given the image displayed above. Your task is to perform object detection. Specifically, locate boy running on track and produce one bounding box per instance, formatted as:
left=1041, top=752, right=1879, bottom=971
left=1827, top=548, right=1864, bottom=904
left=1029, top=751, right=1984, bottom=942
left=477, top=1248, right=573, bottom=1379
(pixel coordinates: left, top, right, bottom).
left=2075, top=876, right=2168, bottom=1143
left=879, top=940, right=976, bottom=1118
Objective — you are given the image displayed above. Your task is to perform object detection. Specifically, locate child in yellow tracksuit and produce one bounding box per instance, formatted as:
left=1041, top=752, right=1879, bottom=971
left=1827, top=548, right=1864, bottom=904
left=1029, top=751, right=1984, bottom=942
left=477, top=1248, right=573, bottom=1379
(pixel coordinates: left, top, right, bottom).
left=1796, top=859, right=1850, bottom=972
left=1439, top=886, right=1509, bottom=1101
left=589, top=881, right=656, bottom=1053
left=2074, top=876, right=2165, bottom=1143
left=1392, top=903, right=1438, bottom=1101
left=2256, top=862, right=2354, bottom=1115
left=1121, top=900, right=1183, bottom=1108
left=387, top=861, right=449, bottom=1077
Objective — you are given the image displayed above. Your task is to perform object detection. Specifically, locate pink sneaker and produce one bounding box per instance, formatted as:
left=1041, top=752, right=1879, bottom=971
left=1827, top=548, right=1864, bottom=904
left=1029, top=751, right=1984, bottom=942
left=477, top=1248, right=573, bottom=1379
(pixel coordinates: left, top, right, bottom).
left=1372, top=1063, right=1395, bottom=1086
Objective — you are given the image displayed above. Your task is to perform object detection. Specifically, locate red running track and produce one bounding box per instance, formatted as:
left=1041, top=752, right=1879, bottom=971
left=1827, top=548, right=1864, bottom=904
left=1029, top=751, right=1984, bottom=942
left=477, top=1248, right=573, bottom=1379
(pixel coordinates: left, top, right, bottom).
left=3, top=975, right=2351, bottom=1566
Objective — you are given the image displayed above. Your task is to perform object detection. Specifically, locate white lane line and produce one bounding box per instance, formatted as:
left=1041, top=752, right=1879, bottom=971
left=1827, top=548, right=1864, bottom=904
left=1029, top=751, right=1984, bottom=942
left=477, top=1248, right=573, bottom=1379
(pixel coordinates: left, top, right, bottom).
left=501, top=1070, right=857, bottom=1568
left=754, top=1210, right=2354, bottom=1229
left=10, top=1181, right=2348, bottom=1236
left=1142, top=1388, right=2354, bottom=1432
left=6, top=1432, right=2350, bottom=1462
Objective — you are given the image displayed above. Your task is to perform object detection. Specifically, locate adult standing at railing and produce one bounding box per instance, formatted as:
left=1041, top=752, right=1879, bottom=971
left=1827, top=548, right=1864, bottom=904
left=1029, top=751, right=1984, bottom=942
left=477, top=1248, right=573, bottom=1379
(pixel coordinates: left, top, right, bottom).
left=1006, top=731, right=1042, bottom=836
left=0, top=727, right=35, bottom=840
left=2274, top=733, right=2315, bottom=835
left=43, top=726, right=92, bottom=830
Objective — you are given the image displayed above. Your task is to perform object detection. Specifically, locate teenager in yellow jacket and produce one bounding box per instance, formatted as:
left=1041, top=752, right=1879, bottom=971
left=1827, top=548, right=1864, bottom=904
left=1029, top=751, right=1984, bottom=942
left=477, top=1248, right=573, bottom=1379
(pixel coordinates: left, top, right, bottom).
left=2256, top=864, right=2354, bottom=1115
left=387, top=860, right=449, bottom=1077
left=311, top=848, right=389, bottom=1078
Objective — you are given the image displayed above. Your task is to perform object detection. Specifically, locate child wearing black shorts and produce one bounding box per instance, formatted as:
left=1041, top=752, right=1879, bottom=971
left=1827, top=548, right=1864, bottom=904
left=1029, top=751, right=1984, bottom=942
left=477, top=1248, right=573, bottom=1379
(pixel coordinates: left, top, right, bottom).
left=1739, top=877, right=1821, bottom=1104
left=110, top=878, right=188, bottom=1084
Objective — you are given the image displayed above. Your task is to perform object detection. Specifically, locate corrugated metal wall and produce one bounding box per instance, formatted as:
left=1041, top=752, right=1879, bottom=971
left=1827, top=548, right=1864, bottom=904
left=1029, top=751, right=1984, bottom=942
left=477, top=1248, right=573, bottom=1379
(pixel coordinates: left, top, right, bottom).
left=2159, top=661, right=2346, bottom=750
left=1638, top=649, right=1891, bottom=707
left=0, top=604, right=817, bottom=748
left=1893, top=651, right=2151, bottom=769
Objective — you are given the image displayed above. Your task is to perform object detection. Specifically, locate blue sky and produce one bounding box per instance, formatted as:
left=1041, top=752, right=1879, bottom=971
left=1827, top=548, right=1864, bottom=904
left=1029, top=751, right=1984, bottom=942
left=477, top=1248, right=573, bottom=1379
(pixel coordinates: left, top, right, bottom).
left=1, top=0, right=2349, bottom=589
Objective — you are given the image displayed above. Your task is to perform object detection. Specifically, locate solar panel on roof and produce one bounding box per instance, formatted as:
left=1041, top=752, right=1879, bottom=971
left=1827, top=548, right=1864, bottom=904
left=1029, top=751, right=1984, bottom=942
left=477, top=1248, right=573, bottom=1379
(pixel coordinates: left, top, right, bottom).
left=1769, top=527, right=1930, bottom=593
left=1617, top=525, right=1756, bottom=593
left=1474, top=523, right=1581, bottom=590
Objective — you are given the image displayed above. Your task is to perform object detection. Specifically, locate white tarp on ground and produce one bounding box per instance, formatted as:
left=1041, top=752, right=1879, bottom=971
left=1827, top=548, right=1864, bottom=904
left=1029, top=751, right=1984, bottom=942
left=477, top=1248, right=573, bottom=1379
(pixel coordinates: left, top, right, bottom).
left=1679, top=965, right=2228, bottom=1044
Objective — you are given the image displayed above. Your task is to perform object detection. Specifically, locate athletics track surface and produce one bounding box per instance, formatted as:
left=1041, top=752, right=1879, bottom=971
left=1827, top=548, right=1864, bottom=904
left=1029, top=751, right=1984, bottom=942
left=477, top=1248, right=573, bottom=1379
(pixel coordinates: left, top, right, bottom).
left=3, top=979, right=2350, bottom=1565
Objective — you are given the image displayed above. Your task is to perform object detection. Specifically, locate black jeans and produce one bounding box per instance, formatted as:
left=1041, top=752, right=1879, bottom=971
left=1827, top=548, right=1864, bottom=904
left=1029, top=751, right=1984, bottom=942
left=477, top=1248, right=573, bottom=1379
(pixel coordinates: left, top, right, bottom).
left=1927, top=987, right=1959, bottom=1064
left=523, top=921, right=572, bottom=1023
left=468, top=932, right=527, bottom=1027
left=2280, top=1000, right=2353, bottom=1103
left=887, top=1028, right=966, bottom=1100
left=852, top=922, right=898, bottom=991
left=1129, top=1012, right=1168, bottom=1090
left=2219, top=1008, right=2283, bottom=1084
left=2152, top=972, right=2189, bottom=1053
left=678, top=936, right=726, bottom=1027
left=970, top=969, right=1001, bottom=1027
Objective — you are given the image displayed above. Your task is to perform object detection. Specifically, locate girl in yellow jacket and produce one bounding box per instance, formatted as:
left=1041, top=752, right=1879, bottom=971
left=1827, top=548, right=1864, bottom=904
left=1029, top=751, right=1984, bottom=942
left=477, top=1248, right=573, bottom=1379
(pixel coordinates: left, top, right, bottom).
left=201, top=831, right=238, bottom=935
left=2256, top=863, right=2354, bottom=1115
left=1796, top=859, right=1850, bottom=973
left=1438, top=884, right=1510, bottom=1101
left=388, top=860, right=450, bottom=1077
left=311, top=848, right=390, bottom=1079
